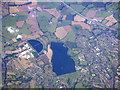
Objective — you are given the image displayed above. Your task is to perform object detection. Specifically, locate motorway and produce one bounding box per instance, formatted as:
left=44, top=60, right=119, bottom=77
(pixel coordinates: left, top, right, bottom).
left=61, top=0, right=117, bottom=31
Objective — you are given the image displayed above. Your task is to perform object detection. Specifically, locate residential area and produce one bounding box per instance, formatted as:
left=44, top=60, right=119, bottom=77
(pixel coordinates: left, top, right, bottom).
left=1, top=1, right=120, bottom=88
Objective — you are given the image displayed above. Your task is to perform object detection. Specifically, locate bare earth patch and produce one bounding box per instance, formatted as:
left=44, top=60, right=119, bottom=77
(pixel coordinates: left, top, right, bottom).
left=55, top=27, right=68, bottom=39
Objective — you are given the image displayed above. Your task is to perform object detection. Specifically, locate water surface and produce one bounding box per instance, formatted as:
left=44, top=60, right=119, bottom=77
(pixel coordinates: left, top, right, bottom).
left=51, top=42, right=76, bottom=76
left=28, top=40, right=43, bottom=53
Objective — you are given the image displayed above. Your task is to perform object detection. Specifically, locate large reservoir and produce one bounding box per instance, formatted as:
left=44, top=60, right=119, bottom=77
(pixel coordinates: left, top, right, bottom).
left=51, top=42, right=76, bottom=76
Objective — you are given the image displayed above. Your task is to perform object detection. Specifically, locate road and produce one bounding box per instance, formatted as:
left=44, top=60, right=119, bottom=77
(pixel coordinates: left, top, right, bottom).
left=61, top=0, right=117, bottom=31
left=61, top=0, right=89, bottom=20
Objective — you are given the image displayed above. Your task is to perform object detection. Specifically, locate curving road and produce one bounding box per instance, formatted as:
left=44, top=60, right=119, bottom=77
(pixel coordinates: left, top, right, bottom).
left=61, top=0, right=117, bottom=31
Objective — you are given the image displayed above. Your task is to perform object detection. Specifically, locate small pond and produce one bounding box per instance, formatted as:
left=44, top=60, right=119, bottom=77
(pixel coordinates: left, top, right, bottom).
left=28, top=40, right=43, bottom=53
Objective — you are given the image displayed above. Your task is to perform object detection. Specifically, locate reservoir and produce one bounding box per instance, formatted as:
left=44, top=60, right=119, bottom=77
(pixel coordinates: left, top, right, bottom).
left=28, top=40, right=43, bottom=53
left=51, top=42, right=76, bottom=76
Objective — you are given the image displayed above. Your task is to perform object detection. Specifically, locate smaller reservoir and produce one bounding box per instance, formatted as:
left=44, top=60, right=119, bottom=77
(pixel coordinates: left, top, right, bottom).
left=28, top=40, right=43, bottom=53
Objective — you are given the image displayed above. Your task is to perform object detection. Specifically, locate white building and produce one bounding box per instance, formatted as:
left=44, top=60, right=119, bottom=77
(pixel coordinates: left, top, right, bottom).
left=16, top=35, right=22, bottom=39
left=7, top=26, right=19, bottom=34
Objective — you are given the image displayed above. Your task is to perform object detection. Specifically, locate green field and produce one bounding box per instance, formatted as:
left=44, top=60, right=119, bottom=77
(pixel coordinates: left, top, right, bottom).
left=18, top=23, right=31, bottom=35
left=69, top=4, right=85, bottom=13
left=62, top=31, right=76, bottom=42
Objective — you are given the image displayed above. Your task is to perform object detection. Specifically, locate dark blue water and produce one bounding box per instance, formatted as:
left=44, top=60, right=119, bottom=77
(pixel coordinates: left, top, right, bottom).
left=28, top=40, right=43, bottom=53
left=51, top=42, right=76, bottom=76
